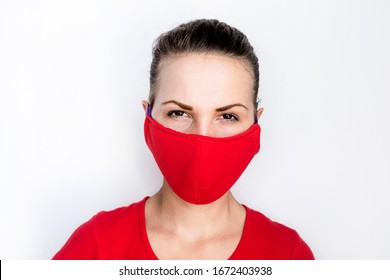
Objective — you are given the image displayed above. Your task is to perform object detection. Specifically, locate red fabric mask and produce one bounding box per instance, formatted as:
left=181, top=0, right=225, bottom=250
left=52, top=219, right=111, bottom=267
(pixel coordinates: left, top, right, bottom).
left=144, top=116, right=261, bottom=204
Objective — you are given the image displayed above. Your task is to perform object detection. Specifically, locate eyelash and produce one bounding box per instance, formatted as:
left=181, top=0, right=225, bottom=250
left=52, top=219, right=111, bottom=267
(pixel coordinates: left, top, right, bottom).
left=167, top=110, right=189, bottom=118
left=167, top=111, right=239, bottom=123
left=220, top=113, right=239, bottom=123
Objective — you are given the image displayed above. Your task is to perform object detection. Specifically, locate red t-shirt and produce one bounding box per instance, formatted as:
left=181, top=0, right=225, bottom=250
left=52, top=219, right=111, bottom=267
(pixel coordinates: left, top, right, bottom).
left=53, top=197, right=314, bottom=260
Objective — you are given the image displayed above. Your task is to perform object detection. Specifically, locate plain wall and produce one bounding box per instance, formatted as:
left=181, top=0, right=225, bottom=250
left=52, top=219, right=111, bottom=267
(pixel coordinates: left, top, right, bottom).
left=0, top=0, right=389, bottom=259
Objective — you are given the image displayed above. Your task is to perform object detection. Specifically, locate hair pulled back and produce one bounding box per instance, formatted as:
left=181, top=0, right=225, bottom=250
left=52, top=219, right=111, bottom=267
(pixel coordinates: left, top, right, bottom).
left=149, top=19, right=259, bottom=108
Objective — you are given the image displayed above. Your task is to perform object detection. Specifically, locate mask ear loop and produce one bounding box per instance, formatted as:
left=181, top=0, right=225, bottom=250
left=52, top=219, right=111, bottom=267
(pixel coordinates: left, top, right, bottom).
left=146, top=103, right=152, bottom=117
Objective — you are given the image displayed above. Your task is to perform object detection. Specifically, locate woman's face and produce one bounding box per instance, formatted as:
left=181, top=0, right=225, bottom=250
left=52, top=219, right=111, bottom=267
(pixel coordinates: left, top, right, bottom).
left=144, top=53, right=262, bottom=138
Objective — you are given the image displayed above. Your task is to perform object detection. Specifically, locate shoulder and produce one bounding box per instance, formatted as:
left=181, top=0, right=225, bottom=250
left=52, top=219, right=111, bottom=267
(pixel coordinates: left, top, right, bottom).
left=91, top=198, right=143, bottom=234
left=52, top=197, right=147, bottom=260
left=231, top=206, right=314, bottom=260
left=246, top=206, right=297, bottom=241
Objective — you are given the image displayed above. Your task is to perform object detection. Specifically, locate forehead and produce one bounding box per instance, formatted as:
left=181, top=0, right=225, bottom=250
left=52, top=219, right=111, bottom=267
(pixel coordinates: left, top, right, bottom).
left=154, top=53, right=254, bottom=106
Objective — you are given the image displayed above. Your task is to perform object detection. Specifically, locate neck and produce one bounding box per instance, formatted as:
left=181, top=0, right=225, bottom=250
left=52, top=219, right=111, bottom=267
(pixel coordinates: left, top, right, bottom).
left=146, top=180, right=245, bottom=240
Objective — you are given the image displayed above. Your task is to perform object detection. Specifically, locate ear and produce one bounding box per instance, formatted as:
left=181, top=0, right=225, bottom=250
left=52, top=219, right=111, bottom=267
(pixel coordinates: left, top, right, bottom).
left=142, top=100, right=149, bottom=114
left=256, top=107, right=264, bottom=120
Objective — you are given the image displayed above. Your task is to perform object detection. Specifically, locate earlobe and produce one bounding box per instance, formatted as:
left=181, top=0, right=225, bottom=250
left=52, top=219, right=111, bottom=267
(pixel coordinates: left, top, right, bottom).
left=256, top=108, right=264, bottom=120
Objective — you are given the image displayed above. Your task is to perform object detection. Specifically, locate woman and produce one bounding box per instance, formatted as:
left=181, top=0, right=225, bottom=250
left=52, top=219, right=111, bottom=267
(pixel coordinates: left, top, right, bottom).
left=53, top=19, right=314, bottom=260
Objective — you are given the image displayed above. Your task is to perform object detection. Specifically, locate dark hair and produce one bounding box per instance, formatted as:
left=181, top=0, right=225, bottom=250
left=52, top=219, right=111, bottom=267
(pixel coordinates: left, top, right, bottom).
left=149, top=19, right=259, bottom=108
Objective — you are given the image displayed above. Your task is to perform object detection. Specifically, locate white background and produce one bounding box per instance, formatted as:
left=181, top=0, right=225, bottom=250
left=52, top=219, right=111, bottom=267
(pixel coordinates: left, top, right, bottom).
left=0, top=0, right=389, bottom=259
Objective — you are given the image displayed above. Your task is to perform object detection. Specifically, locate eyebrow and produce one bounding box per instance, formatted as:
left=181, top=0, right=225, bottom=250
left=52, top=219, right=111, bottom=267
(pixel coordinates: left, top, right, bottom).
left=161, top=100, right=248, bottom=112
left=215, top=103, right=248, bottom=112
left=161, top=100, right=193, bottom=110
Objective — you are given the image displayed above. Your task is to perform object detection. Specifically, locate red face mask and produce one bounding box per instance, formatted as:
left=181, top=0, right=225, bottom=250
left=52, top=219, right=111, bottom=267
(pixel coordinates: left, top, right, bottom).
left=144, top=116, right=261, bottom=205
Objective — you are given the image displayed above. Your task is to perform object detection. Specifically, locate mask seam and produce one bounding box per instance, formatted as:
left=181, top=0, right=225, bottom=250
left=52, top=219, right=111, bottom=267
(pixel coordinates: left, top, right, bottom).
left=197, top=140, right=202, bottom=204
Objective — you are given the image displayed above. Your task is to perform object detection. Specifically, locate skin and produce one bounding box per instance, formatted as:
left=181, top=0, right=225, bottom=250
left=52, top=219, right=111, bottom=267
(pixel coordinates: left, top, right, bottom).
left=142, top=53, right=263, bottom=259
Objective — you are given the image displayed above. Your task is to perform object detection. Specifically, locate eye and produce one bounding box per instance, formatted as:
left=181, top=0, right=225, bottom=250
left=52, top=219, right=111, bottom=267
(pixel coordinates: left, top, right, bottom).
left=167, top=110, right=189, bottom=119
left=220, top=113, right=239, bottom=123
